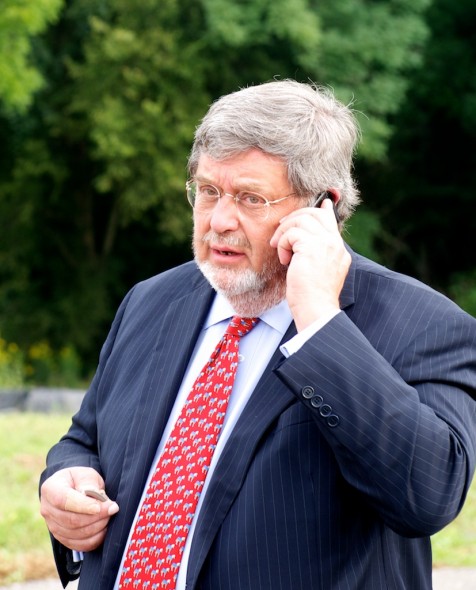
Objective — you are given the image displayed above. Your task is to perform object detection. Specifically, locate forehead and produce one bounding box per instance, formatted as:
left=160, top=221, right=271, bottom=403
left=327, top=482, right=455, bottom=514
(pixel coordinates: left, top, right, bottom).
left=195, top=149, right=290, bottom=190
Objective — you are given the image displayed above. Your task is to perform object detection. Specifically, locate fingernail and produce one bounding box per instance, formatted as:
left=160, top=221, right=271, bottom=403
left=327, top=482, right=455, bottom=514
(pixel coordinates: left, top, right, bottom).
left=108, top=502, right=120, bottom=515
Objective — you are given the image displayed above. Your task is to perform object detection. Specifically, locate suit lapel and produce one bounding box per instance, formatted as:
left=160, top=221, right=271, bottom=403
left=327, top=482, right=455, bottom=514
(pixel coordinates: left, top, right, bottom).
left=101, top=277, right=216, bottom=585
left=123, top=282, right=216, bottom=475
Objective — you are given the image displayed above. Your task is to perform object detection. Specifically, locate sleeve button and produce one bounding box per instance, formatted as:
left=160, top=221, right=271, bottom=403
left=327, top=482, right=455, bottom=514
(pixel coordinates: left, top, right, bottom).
left=319, top=404, right=333, bottom=417
left=310, top=394, right=324, bottom=408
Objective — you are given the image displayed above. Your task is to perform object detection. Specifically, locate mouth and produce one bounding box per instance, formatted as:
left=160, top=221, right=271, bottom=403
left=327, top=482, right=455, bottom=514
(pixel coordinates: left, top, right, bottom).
left=215, top=248, right=239, bottom=256
left=209, top=244, right=246, bottom=262
left=210, top=242, right=243, bottom=255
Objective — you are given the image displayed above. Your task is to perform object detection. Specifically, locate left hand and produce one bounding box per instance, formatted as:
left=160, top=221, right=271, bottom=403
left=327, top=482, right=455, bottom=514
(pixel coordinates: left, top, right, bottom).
left=270, top=198, right=351, bottom=331
left=40, top=467, right=119, bottom=552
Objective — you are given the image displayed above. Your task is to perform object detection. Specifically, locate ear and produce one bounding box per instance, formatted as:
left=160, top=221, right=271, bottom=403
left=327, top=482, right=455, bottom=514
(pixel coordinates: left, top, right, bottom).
left=327, top=188, right=340, bottom=205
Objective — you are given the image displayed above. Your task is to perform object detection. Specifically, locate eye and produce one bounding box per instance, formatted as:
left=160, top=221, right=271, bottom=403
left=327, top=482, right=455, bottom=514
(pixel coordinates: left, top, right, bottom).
left=238, top=192, right=268, bottom=208
left=198, top=184, right=220, bottom=199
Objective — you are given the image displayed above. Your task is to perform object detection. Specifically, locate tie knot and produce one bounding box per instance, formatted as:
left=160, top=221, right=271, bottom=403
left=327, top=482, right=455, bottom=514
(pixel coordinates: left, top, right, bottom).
left=226, top=316, right=259, bottom=338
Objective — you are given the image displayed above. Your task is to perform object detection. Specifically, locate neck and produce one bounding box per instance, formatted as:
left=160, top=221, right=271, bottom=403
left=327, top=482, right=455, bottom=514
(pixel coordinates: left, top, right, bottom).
left=223, top=283, right=286, bottom=317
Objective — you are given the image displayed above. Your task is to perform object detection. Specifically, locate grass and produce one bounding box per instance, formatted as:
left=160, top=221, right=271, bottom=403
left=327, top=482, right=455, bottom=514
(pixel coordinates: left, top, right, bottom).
left=0, top=413, right=74, bottom=584
left=0, top=413, right=475, bottom=585
left=433, top=477, right=476, bottom=567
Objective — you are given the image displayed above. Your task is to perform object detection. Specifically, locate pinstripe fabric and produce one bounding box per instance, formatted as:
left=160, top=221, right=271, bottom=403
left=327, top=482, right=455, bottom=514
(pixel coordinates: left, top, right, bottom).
left=41, top=249, right=476, bottom=590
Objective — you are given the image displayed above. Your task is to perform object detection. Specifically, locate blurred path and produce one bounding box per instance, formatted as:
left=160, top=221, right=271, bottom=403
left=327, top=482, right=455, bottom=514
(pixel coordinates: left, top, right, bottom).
left=1, top=568, right=476, bottom=589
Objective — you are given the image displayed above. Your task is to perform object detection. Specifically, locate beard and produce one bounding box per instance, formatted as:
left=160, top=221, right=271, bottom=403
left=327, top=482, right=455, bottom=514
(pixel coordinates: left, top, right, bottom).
left=194, top=231, right=287, bottom=317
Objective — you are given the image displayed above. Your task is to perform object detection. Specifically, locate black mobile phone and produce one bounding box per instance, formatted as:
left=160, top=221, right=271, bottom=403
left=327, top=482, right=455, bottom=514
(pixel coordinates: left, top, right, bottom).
left=314, top=191, right=340, bottom=223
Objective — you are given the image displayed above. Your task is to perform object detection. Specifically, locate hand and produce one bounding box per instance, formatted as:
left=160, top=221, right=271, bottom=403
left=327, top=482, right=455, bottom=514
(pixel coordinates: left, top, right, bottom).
left=40, top=467, right=119, bottom=552
left=270, top=198, right=351, bottom=331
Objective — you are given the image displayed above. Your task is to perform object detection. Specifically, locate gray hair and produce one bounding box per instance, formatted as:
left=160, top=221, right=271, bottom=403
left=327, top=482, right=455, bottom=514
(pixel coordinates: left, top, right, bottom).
left=188, top=79, right=361, bottom=224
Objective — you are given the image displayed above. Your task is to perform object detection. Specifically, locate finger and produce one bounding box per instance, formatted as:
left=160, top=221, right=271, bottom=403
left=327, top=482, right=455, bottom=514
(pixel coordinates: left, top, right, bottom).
left=64, top=488, right=101, bottom=515
left=275, top=226, right=308, bottom=266
left=53, top=526, right=108, bottom=552
left=270, top=207, right=324, bottom=246
left=48, top=511, right=111, bottom=539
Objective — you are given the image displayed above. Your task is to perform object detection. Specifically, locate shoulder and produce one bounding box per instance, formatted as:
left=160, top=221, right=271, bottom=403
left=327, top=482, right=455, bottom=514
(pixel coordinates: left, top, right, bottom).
left=351, top=250, right=457, bottom=306
left=131, top=262, right=210, bottom=299
left=113, top=261, right=212, bottom=324
left=347, top=248, right=476, bottom=330
left=131, top=261, right=208, bottom=299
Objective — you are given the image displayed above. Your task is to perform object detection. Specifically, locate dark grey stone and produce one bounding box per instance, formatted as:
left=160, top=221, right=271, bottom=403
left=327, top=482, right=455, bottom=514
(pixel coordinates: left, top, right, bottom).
left=24, top=387, right=85, bottom=414
left=0, top=389, right=29, bottom=411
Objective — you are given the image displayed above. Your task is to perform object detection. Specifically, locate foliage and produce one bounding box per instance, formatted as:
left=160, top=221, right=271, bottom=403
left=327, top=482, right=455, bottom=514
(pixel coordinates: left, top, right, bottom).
left=344, top=208, right=383, bottom=262
left=354, top=0, right=476, bottom=292
left=0, top=338, right=24, bottom=389
left=0, top=0, right=64, bottom=110
left=0, top=335, right=83, bottom=388
left=0, top=0, right=473, bottom=377
left=315, top=0, right=431, bottom=160
left=449, top=270, right=476, bottom=319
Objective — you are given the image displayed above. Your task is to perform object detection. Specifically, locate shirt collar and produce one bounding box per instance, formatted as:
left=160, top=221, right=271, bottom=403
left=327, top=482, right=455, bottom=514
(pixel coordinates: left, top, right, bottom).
left=205, top=292, right=292, bottom=337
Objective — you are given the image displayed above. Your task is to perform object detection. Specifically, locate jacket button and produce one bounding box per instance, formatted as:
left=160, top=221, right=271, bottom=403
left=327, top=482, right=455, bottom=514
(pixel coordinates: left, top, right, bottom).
left=327, top=414, right=340, bottom=428
left=310, top=394, right=323, bottom=408
left=319, top=404, right=332, bottom=417
left=302, top=386, right=314, bottom=399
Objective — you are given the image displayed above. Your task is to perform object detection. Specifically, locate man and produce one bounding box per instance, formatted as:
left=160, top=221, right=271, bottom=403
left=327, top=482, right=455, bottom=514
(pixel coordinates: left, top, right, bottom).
left=40, top=79, right=476, bottom=589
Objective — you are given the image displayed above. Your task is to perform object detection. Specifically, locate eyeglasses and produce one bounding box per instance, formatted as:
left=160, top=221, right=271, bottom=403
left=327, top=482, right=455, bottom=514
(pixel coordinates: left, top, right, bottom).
left=186, top=179, right=296, bottom=218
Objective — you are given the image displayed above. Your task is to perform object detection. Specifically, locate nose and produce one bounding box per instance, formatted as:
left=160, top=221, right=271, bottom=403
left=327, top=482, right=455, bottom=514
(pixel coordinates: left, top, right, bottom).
left=209, top=193, right=240, bottom=233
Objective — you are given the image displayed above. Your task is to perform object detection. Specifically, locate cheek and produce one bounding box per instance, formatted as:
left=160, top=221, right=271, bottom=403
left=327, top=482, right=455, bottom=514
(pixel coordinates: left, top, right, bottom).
left=193, top=214, right=209, bottom=239
left=192, top=221, right=206, bottom=257
left=253, top=220, right=278, bottom=247
left=248, top=228, right=277, bottom=262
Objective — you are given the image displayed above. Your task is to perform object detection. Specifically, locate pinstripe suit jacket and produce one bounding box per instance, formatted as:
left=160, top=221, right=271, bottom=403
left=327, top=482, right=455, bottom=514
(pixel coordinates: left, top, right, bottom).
left=42, top=248, right=476, bottom=589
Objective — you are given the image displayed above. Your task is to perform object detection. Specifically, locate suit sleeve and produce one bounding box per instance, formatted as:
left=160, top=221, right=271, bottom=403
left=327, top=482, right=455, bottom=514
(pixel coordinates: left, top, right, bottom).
left=38, top=287, right=135, bottom=584
left=275, top=304, right=476, bottom=537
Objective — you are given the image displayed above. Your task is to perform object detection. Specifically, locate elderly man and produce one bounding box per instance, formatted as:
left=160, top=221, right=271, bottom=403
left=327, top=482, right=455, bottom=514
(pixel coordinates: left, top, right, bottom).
left=40, top=79, right=476, bottom=589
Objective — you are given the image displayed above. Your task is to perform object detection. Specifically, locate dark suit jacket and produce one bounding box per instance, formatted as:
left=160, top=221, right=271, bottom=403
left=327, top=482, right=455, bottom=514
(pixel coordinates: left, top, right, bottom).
left=41, top=249, right=476, bottom=589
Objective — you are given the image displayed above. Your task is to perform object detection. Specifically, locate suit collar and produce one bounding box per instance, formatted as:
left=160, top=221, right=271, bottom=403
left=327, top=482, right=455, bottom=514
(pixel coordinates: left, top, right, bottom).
left=339, top=244, right=357, bottom=310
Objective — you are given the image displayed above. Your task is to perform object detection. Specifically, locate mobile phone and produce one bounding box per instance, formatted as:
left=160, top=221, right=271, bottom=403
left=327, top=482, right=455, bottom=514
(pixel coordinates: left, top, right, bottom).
left=84, top=488, right=108, bottom=502
left=314, top=191, right=340, bottom=223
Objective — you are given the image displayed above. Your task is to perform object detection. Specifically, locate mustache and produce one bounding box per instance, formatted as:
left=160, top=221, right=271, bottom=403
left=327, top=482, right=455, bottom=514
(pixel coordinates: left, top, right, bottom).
left=200, top=231, right=251, bottom=249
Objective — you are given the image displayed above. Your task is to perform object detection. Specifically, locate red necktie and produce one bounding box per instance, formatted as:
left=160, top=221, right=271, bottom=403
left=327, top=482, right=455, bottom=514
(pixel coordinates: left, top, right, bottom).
left=119, top=315, right=259, bottom=588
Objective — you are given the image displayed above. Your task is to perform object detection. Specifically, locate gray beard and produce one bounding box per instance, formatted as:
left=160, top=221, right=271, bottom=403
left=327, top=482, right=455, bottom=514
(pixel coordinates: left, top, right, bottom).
left=195, top=259, right=287, bottom=317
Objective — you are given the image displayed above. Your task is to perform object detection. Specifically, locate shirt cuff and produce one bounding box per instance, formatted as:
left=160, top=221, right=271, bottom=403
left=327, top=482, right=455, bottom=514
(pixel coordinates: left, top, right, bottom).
left=280, top=310, right=341, bottom=357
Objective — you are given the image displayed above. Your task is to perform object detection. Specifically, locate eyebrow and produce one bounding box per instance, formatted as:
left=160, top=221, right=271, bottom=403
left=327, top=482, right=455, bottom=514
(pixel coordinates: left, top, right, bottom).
left=194, top=175, right=269, bottom=194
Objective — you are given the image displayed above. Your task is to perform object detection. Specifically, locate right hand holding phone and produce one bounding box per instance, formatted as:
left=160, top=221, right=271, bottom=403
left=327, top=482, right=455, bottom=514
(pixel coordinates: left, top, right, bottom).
left=270, top=197, right=351, bottom=332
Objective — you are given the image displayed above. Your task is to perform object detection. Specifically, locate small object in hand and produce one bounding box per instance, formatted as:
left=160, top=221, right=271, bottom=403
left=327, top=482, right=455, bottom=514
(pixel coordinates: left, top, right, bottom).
left=83, top=488, right=108, bottom=502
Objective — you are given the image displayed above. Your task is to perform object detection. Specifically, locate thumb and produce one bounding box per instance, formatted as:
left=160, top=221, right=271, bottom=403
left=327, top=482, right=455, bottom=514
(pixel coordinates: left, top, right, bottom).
left=64, top=487, right=102, bottom=514
left=65, top=469, right=119, bottom=515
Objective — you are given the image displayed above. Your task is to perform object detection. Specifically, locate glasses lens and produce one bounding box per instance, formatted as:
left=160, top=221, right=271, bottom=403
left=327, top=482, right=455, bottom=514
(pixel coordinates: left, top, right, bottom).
left=236, top=192, right=269, bottom=212
left=187, top=181, right=222, bottom=209
left=186, top=181, right=194, bottom=206
left=186, top=180, right=283, bottom=219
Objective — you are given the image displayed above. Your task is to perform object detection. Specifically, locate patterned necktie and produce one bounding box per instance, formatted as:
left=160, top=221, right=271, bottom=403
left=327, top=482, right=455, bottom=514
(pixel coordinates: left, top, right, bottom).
left=119, top=315, right=259, bottom=588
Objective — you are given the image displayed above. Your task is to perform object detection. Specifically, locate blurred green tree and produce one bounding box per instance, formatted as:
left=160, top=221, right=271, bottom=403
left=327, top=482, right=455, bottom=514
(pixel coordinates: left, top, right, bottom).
left=354, top=0, right=476, bottom=314
left=0, top=0, right=63, bottom=110
left=0, top=0, right=439, bottom=373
